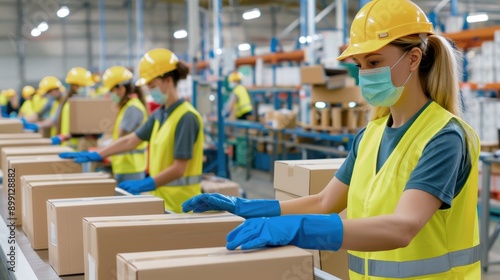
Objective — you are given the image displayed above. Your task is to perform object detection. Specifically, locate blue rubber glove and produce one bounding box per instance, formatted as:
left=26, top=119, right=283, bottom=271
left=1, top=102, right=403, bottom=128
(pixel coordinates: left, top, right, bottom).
left=181, top=193, right=281, bottom=219
left=59, top=151, right=103, bottom=163
left=51, top=136, right=62, bottom=145
left=20, top=118, right=39, bottom=132
left=226, top=214, right=343, bottom=251
left=117, top=177, right=156, bottom=195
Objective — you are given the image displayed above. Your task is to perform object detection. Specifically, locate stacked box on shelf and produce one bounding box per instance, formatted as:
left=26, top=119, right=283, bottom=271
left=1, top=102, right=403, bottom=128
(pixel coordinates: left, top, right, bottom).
left=273, top=158, right=349, bottom=280
left=495, top=31, right=500, bottom=82
left=482, top=41, right=495, bottom=83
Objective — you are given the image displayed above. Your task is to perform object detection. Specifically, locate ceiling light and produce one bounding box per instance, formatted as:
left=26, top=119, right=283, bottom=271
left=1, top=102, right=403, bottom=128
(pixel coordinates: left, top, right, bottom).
left=215, top=48, right=223, bottom=55
left=174, top=29, right=188, bottom=39
left=467, top=13, right=488, bottom=23
left=57, top=6, right=70, bottom=18
left=238, top=43, right=251, bottom=51
left=38, top=22, right=48, bottom=32
left=31, top=28, right=41, bottom=37
left=242, top=8, right=261, bottom=20
left=299, top=36, right=306, bottom=44
left=315, top=102, right=327, bottom=109
left=306, top=36, right=313, bottom=43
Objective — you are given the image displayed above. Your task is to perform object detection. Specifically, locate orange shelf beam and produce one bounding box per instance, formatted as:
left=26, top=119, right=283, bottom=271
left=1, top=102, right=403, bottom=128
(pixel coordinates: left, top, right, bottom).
left=444, top=26, right=500, bottom=50
left=235, top=50, right=304, bottom=67
left=461, top=82, right=500, bottom=91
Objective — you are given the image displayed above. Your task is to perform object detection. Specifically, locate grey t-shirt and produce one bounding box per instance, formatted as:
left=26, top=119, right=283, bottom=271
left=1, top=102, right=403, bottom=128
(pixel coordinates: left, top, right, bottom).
left=135, top=99, right=200, bottom=159
left=335, top=100, right=471, bottom=209
left=120, top=106, right=145, bottom=133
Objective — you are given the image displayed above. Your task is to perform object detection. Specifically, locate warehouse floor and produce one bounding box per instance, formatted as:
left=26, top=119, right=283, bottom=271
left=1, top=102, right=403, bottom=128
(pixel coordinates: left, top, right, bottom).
left=232, top=166, right=500, bottom=279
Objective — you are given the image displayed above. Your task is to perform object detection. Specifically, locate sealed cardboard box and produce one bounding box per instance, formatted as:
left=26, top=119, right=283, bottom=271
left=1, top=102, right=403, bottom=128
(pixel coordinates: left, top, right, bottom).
left=0, top=133, right=42, bottom=140
left=201, top=175, right=240, bottom=197
left=265, top=110, right=297, bottom=129
left=6, top=155, right=82, bottom=224
left=301, top=65, right=354, bottom=90
left=0, top=139, right=51, bottom=155
left=274, top=159, right=346, bottom=196
left=69, top=98, right=118, bottom=134
left=275, top=189, right=301, bottom=201
left=47, top=196, right=165, bottom=276
left=311, top=85, right=364, bottom=104
left=23, top=179, right=116, bottom=250
left=21, top=172, right=111, bottom=186
left=1, top=145, right=74, bottom=179
left=0, top=119, right=23, bottom=133
left=116, top=246, right=313, bottom=280
left=83, top=213, right=244, bottom=280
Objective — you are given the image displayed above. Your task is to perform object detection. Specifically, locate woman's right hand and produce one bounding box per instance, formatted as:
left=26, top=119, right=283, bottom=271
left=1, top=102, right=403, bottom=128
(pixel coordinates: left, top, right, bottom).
left=59, top=151, right=103, bottom=163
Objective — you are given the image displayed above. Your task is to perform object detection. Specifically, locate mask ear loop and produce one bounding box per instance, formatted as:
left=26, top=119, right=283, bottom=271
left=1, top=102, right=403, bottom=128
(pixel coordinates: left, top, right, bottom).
left=390, top=50, right=410, bottom=70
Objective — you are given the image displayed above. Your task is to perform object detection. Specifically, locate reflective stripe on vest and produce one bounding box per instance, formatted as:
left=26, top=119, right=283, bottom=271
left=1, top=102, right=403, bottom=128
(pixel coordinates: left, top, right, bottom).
left=115, top=148, right=147, bottom=156
left=349, top=245, right=480, bottom=278
left=163, top=175, right=202, bottom=186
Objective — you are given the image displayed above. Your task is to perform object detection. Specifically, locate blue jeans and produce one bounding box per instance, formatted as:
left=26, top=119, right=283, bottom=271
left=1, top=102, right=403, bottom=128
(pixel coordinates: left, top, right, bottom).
left=115, top=172, right=146, bottom=184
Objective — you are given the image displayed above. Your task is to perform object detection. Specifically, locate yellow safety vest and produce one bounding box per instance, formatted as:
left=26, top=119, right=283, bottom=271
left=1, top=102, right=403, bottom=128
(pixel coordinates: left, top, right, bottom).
left=50, top=101, right=77, bottom=149
left=32, top=95, right=48, bottom=114
left=19, top=100, right=36, bottom=117
left=110, top=98, right=148, bottom=174
left=348, top=101, right=480, bottom=279
left=233, top=85, right=252, bottom=118
left=49, top=100, right=60, bottom=137
left=147, top=101, right=204, bottom=213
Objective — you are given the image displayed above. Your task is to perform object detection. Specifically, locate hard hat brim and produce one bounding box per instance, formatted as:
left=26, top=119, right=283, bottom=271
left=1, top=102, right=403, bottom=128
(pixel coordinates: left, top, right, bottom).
left=337, top=39, right=393, bottom=61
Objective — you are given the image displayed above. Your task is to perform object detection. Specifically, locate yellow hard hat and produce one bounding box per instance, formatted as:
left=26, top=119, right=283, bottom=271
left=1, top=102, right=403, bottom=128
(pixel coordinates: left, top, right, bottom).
left=38, top=76, right=63, bottom=95
left=228, top=72, right=243, bottom=83
left=136, top=48, right=179, bottom=86
left=102, top=66, right=133, bottom=92
left=3, top=89, right=16, bottom=98
left=337, top=0, right=434, bottom=60
left=65, top=67, right=95, bottom=87
left=22, top=86, right=36, bottom=99
left=92, top=73, right=101, bottom=84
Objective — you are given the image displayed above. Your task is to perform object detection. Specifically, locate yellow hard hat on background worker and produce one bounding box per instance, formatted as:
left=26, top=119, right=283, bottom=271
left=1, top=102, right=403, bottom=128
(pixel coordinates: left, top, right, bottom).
left=18, top=86, right=37, bottom=117
left=22, top=86, right=36, bottom=99
left=38, top=76, right=64, bottom=96
left=102, top=66, right=134, bottom=93
left=65, top=67, right=95, bottom=87
left=228, top=71, right=243, bottom=83
left=135, top=48, right=178, bottom=86
left=337, top=0, right=433, bottom=60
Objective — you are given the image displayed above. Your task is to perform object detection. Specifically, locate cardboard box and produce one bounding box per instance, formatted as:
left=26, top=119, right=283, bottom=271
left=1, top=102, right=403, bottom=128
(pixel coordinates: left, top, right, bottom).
left=47, top=196, right=165, bottom=275
left=1, top=145, right=74, bottom=180
left=21, top=172, right=111, bottom=186
left=265, top=110, right=297, bottom=129
left=6, top=156, right=82, bottom=224
left=274, top=159, right=346, bottom=196
left=201, top=175, right=240, bottom=197
left=301, top=65, right=353, bottom=90
left=23, top=179, right=116, bottom=250
left=116, top=246, right=313, bottom=280
left=0, top=133, right=42, bottom=140
left=83, top=213, right=244, bottom=280
left=69, top=98, right=118, bottom=134
left=275, top=189, right=301, bottom=201
left=0, top=119, right=23, bottom=133
left=311, top=85, right=364, bottom=104
left=0, top=139, right=52, bottom=156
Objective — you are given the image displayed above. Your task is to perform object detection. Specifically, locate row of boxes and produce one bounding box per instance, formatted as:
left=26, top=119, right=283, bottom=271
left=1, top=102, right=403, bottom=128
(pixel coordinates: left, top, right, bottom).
left=309, top=105, right=369, bottom=132
left=0, top=131, right=316, bottom=279
left=273, top=158, right=349, bottom=280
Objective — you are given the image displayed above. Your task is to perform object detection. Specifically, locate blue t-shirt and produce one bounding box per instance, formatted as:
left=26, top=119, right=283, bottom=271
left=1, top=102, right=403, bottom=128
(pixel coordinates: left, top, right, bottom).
left=335, top=101, right=471, bottom=209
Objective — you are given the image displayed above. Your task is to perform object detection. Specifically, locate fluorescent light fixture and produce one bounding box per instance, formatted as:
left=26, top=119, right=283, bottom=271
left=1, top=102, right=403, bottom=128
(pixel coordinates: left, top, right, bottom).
left=57, top=6, right=70, bottom=18
left=299, top=36, right=306, bottom=44
left=31, top=28, right=41, bottom=37
left=348, top=102, right=357, bottom=108
left=315, top=102, right=327, bottom=109
left=209, top=94, right=215, bottom=101
left=467, top=13, right=488, bottom=23
left=173, top=29, right=187, bottom=39
left=38, top=22, right=48, bottom=32
left=242, top=8, right=261, bottom=20
left=215, top=48, right=223, bottom=55
left=238, top=43, right=251, bottom=51
left=306, top=36, right=313, bottom=43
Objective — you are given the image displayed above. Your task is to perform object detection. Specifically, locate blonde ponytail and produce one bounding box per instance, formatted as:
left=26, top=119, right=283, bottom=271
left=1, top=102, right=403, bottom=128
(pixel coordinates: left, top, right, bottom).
left=370, top=34, right=462, bottom=120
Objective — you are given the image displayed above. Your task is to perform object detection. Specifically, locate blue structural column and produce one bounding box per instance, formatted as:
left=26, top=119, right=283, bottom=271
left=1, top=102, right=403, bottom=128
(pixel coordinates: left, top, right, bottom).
left=136, top=0, right=144, bottom=71
left=99, top=0, right=106, bottom=72
left=127, top=0, right=134, bottom=67
left=192, top=79, right=198, bottom=109
left=450, top=0, right=458, bottom=16
left=359, top=0, right=370, bottom=9
left=216, top=80, right=227, bottom=178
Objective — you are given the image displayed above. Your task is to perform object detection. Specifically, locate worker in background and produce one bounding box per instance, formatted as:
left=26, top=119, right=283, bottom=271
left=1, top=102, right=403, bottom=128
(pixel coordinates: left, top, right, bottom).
left=182, top=0, right=480, bottom=278
left=20, top=76, right=65, bottom=137
left=18, top=86, right=37, bottom=118
left=60, top=48, right=204, bottom=213
left=101, top=66, right=148, bottom=183
left=50, top=67, right=95, bottom=147
left=1, top=89, right=19, bottom=118
left=225, top=71, right=253, bottom=120
left=339, top=44, right=359, bottom=85
left=31, top=89, right=48, bottom=118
